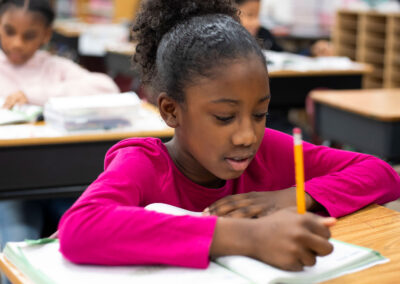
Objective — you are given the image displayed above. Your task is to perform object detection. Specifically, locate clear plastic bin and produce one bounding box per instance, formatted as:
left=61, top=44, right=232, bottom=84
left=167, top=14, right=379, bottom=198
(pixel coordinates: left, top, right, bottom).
left=44, top=92, right=141, bottom=132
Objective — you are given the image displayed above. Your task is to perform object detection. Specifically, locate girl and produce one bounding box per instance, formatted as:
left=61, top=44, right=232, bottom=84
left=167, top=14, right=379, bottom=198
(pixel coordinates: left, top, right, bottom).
left=234, top=0, right=334, bottom=56
left=234, top=0, right=283, bottom=51
left=58, top=0, right=400, bottom=271
left=0, top=0, right=119, bottom=109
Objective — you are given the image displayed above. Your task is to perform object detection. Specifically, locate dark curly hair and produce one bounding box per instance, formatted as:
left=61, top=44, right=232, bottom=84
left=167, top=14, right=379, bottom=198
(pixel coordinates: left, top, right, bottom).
left=233, top=0, right=260, bottom=5
left=132, top=0, right=267, bottom=102
left=0, top=0, right=55, bottom=26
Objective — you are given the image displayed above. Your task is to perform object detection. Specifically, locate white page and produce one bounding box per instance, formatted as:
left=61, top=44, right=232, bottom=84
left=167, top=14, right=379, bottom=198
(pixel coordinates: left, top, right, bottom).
left=0, top=109, right=27, bottom=125
left=0, top=98, right=43, bottom=125
left=216, top=240, right=388, bottom=284
left=145, top=203, right=202, bottom=216
left=12, top=242, right=248, bottom=284
left=0, top=98, right=29, bottom=125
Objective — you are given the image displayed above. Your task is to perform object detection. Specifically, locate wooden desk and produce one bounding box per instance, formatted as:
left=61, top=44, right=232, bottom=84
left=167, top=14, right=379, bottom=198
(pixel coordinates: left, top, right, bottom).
left=0, top=103, right=173, bottom=200
left=325, top=205, right=400, bottom=283
left=1, top=205, right=399, bottom=284
left=311, top=88, right=400, bottom=161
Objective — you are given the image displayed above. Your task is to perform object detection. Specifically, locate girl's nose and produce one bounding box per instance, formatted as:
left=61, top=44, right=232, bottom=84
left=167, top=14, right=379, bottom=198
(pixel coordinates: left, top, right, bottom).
left=11, top=36, right=24, bottom=49
left=232, top=120, right=257, bottom=147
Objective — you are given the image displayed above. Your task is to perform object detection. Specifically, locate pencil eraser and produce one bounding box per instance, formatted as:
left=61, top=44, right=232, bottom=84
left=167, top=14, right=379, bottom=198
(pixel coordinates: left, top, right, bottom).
left=293, top=127, right=301, bottom=134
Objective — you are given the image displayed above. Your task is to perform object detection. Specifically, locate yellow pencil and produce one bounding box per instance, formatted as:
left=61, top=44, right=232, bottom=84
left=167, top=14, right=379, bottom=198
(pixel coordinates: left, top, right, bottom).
left=293, top=127, right=306, bottom=214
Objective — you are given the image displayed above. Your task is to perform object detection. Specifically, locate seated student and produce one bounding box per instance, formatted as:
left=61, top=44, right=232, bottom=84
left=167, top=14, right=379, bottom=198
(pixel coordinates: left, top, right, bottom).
left=234, top=0, right=334, bottom=56
left=0, top=1, right=118, bottom=282
left=58, top=0, right=400, bottom=272
left=0, top=0, right=119, bottom=109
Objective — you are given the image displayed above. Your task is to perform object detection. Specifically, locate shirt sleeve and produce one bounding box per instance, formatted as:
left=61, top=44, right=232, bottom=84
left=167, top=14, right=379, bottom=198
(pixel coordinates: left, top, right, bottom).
left=263, top=129, right=400, bottom=217
left=58, top=146, right=217, bottom=268
left=23, top=57, right=120, bottom=105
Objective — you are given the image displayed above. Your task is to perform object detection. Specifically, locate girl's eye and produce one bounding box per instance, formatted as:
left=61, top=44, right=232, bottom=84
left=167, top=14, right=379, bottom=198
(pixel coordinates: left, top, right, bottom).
left=24, top=33, right=37, bottom=41
left=214, top=115, right=234, bottom=123
left=254, top=112, right=268, bottom=120
left=5, top=29, right=15, bottom=36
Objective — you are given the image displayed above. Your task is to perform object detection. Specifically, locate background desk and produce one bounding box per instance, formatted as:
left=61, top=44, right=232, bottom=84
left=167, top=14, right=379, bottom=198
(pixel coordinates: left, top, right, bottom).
left=268, top=66, right=371, bottom=109
left=311, top=88, right=400, bottom=162
left=105, top=45, right=372, bottom=109
left=1, top=205, right=399, bottom=284
left=0, top=103, right=173, bottom=200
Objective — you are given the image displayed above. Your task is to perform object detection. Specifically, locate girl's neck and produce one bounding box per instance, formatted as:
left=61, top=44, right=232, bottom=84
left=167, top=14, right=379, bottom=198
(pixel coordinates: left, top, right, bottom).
left=165, top=138, right=226, bottom=189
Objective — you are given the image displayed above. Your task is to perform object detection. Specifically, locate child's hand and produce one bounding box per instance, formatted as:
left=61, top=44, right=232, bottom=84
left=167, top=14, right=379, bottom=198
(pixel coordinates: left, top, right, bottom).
left=249, top=209, right=335, bottom=270
left=3, top=91, right=28, bottom=109
left=210, top=208, right=336, bottom=271
left=204, top=188, right=320, bottom=218
left=311, top=40, right=335, bottom=57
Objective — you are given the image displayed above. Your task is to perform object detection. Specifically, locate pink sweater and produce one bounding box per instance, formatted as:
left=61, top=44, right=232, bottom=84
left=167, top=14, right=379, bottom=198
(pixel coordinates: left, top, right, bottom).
left=58, top=128, right=400, bottom=268
left=0, top=50, right=119, bottom=105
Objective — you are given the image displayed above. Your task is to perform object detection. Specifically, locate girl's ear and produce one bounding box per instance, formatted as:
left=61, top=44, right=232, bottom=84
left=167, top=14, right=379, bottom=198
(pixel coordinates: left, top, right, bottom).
left=158, top=92, right=180, bottom=128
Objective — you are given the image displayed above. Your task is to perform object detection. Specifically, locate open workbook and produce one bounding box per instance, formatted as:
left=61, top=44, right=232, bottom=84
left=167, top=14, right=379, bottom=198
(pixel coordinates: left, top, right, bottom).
left=0, top=98, right=43, bottom=125
left=2, top=203, right=388, bottom=284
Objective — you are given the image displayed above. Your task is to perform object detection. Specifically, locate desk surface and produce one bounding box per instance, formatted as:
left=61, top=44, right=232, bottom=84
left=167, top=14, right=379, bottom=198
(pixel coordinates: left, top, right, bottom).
left=325, top=205, right=400, bottom=283
left=0, top=205, right=399, bottom=284
left=0, top=102, right=173, bottom=147
left=311, top=88, right=400, bottom=122
left=0, top=102, right=173, bottom=198
left=0, top=127, right=173, bottom=147
left=105, top=43, right=373, bottom=78
left=268, top=66, right=372, bottom=77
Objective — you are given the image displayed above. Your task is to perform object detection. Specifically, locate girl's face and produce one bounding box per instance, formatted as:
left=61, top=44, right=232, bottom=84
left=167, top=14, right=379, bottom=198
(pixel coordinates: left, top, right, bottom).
left=238, top=0, right=261, bottom=36
left=0, top=7, right=52, bottom=65
left=167, top=56, right=269, bottom=188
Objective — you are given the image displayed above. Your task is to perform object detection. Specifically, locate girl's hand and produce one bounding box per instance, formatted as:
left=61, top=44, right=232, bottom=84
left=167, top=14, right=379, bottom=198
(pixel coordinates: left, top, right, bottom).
left=210, top=208, right=336, bottom=271
left=3, top=91, right=28, bottom=109
left=204, top=189, right=322, bottom=218
left=250, top=209, right=335, bottom=270
left=311, top=40, right=335, bottom=57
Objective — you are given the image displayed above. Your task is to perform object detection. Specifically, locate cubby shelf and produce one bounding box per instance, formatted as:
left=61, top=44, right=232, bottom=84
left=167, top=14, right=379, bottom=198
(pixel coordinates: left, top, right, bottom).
left=334, top=10, right=400, bottom=88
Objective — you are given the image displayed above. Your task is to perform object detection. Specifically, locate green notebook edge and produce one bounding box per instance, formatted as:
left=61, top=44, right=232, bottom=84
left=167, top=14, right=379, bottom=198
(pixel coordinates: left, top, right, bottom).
left=4, top=239, right=58, bottom=284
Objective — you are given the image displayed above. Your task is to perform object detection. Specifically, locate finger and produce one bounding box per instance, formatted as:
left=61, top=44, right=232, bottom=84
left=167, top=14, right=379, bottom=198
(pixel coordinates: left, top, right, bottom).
left=303, top=214, right=332, bottom=239
left=302, top=233, right=334, bottom=257
left=208, top=198, right=253, bottom=216
left=15, top=97, right=27, bottom=105
left=298, top=248, right=317, bottom=267
left=202, top=208, right=210, bottom=216
left=225, top=205, right=263, bottom=218
left=321, top=217, right=336, bottom=227
left=3, top=97, right=16, bottom=109
left=208, top=193, right=251, bottom=210
left=282, top=259, right=304, bottom=272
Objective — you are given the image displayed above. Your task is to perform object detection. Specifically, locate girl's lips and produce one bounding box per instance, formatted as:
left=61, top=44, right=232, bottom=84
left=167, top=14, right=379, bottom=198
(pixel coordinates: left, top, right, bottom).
left=8, top=53, right=25, bottom=64
left=225, top=157, right=251, bottom=172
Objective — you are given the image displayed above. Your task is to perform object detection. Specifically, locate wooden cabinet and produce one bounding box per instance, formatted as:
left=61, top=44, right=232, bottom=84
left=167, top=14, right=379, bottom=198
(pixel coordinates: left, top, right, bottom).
left=334, top=10, right=400, bottom=88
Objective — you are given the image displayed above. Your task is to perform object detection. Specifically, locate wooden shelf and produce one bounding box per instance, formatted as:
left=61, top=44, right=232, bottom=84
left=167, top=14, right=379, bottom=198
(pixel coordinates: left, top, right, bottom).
left=334, top=10, right=400, bottom=89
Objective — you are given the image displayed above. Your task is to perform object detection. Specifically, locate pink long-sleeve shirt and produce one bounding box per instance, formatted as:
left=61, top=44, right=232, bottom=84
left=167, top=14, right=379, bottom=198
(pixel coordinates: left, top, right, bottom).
left=0, top=50, right=119, bottom=105
left=58, top=128, right=400, bottom=268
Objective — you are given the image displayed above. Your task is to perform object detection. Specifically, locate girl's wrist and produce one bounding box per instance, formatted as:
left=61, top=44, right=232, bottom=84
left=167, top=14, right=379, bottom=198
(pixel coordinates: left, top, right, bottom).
left=210, top=217, right=255, bottom=258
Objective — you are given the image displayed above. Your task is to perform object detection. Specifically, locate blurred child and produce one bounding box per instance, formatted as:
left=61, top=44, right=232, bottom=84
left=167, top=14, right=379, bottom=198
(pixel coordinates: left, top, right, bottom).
left=58, top=0, right=400, bottom=272
left=0, top=0, right=119, bottom=109
left=234, top=0, right=335, bottom=56
left=0, top=1, right=118, bottom=282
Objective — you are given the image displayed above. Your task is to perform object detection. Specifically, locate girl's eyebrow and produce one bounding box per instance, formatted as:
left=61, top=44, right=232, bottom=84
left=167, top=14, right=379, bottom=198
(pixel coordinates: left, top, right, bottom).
left=259, top=94, right=271, bottom=102
left=211, top=94, right=271, bottom=104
